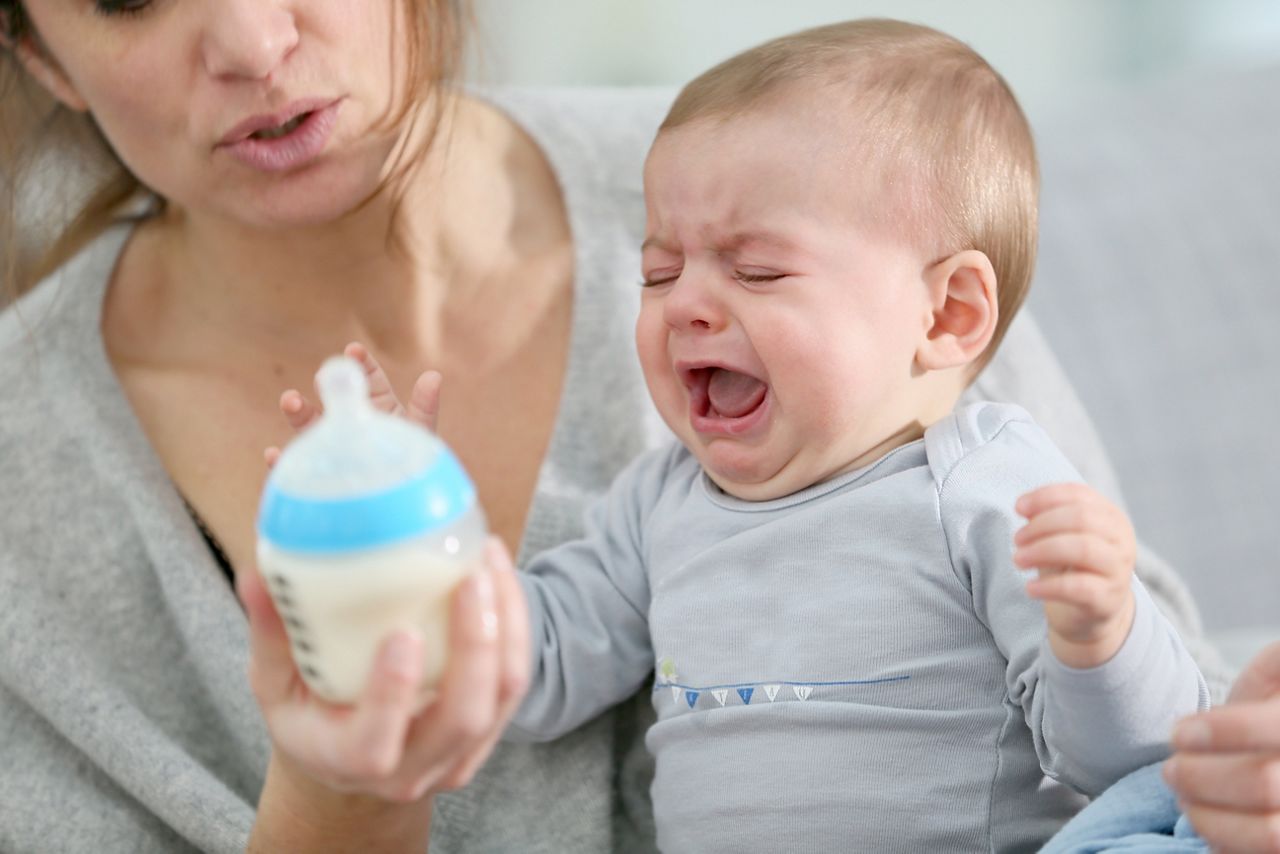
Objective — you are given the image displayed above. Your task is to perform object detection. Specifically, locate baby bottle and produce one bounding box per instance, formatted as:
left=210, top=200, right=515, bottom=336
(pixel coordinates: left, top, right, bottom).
left=256, top=355, right=486, bottom=706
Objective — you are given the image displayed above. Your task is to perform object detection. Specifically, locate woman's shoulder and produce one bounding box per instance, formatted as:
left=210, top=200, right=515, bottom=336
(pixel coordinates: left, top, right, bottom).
left=0, top=223, right=129, bottom=352
left=0, top=224, right=130, bottom=453
left=479, top=86, right=674, bottom=194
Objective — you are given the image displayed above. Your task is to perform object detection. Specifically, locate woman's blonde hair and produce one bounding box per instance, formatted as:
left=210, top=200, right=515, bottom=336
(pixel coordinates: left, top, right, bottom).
left=661, top=19, right=1039, bottom=369
left=0, top=0, right=468, bottom=307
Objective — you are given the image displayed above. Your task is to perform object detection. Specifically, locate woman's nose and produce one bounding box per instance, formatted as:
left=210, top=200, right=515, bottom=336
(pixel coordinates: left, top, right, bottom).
left=201, top=0, right=299, bottom=82
left=662, top=272, right=724, bottom=333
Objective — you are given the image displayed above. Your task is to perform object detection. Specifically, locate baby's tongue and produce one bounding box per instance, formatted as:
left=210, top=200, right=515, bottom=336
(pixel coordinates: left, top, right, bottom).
left=706, top=368, right=766, bottom=418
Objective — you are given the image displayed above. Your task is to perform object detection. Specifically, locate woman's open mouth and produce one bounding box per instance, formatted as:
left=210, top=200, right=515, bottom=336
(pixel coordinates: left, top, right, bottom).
left=683, top=366, right=771, bottom=436
left=218, top=98, right=343, bottom=173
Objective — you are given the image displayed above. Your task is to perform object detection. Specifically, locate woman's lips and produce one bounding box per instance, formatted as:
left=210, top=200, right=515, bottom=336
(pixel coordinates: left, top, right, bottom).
left=218, top=98, right=343, bottom=173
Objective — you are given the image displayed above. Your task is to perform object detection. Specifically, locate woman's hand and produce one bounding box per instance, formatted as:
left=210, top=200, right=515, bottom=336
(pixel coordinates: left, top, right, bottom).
left=247, top=342, right=531, bottom=848
left=1164, top=641, right=1280, bottom=853
left=241, top=538, right=530, bottom=802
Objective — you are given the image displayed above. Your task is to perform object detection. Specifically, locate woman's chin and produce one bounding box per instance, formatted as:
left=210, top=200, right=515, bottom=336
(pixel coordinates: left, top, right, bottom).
left=234, top=178, right=379, bottom=230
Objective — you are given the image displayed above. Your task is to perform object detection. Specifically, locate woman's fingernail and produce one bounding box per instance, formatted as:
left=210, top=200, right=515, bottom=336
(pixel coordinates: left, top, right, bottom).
left=1173, top=719, right=1211, bottom=749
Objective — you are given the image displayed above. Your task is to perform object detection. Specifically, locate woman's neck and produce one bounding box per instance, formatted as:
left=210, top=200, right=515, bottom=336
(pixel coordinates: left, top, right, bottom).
left=132, top=95, right=539, bottom=368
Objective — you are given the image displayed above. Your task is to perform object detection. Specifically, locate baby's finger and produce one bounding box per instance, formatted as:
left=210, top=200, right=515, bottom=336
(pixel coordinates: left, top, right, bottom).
left=264, top=446, right=282, bottom=470
left=345, top=342, right=405, bottom=417
left=406, top=370, right=443, bottom=433
left=1015, top=483, right=1097, bottom=518
left=1014, top=502, right=1130, bottom=551
left=280, top=389, right=321, bottom=433
left=1013, top=532, right=1123, bottom=577
left=1024, top=569, right=1116, bottom=610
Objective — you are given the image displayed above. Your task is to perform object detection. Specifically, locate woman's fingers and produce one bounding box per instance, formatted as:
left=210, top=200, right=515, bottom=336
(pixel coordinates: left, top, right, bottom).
left=238, top=566, right=298, bottom=709
left=1229, top=642, right=1280, bottom=705
left=1174, top=701, right=1280, bottom=754
left=1164, top=646, right=1280, bottom=852
left=1165, top=751, right=1280, bottom=812
left=492, top=543, right=532, bottom=709
left=1179, top=801, right=1280, bottom=854
left=438, top=543, right=530, bottom=790
left=400, top=564, right=503, bottom=787
left=333, top=630, right=427, bottom=787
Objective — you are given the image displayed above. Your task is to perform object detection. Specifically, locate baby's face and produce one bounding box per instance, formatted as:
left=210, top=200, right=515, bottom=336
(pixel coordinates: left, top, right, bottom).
left=638, top=102, right=939, bottom=501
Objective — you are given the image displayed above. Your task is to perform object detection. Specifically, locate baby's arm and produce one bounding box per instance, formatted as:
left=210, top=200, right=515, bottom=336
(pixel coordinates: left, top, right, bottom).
left=506, top=450, right=671, bottom=742
left=267, top=343, right=658, bottom=743
left=939, top=406, right=1208, bottom=796
left=1013, top=483, right=1137, bottom=668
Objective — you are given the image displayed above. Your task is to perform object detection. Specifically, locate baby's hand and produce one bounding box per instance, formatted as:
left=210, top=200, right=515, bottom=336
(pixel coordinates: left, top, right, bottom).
left=264, top=342, right=442, bottom=467
left=1013, top=483, right=1137, bottom=669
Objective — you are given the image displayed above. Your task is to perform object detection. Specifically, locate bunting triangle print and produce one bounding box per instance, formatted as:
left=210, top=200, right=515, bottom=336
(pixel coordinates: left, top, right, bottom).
left=671, top=685, right=682, bottom=704
left=737, top=687, right=754, bottom=705
left=685, top=690, right=700, bottom=708
left=793, top=685, right=813, bottom=701
left=763, top=684, right=781, bottom=702
left=712, top=689, right=728, bottom=707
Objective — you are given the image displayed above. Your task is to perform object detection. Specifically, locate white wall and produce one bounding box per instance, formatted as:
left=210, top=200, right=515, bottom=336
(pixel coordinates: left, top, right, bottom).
left=467, top=1, right=1280, bottom=118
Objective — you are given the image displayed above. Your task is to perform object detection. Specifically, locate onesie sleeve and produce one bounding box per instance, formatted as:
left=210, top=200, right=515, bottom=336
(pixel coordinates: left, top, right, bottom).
left=505, top=446, right=677, bottom=742
left=932, top=403, right=1210, bottom=796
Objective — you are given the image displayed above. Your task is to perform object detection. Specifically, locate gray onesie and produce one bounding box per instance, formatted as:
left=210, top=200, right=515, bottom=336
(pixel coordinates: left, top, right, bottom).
left=510, top=401, right=1209, bottom=853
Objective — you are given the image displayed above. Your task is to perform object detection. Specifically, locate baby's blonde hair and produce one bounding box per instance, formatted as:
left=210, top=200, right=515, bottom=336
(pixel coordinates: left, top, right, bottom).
left=661, top=19, right=1038, bottom=368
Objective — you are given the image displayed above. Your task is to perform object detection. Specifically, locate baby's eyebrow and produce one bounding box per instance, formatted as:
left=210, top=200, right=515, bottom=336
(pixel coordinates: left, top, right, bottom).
left=641, top=230, right=805, bottom=256
left=717, top=230, right=803, bottom=256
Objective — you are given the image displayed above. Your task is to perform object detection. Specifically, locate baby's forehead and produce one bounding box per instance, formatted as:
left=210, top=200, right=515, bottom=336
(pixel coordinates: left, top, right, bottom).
left=651, top=91, right=920, bottom=211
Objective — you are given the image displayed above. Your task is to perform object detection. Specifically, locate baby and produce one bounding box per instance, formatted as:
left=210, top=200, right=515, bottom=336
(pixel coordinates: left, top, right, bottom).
left=277, top=19, right=1209, bottom=852
left=502, top=20, right=1208, bottom=852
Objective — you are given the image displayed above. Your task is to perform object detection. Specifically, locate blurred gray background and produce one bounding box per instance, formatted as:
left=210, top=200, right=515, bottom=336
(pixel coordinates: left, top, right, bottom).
left=466, top=1, right=1280, bottom=658
left=468, top=0, right=1280, bottom=120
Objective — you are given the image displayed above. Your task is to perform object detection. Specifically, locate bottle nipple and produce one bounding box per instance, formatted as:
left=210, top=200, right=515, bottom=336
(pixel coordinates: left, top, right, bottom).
left=316, top=356, right=371, bottom=419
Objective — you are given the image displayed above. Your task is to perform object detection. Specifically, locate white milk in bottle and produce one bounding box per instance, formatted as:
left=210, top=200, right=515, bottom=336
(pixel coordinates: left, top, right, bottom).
left=256, top=356, right=485, bottom=705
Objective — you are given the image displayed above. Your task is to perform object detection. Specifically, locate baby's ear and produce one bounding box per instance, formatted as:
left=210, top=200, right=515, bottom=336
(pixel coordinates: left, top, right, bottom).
left=11, top=37, right=89, bottom=113
left=916, top=250, right=998, bottom=372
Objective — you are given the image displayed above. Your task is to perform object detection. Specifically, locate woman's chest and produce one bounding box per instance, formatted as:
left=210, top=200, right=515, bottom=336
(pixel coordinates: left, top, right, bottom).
left=114, top=345, right=568, bottom=578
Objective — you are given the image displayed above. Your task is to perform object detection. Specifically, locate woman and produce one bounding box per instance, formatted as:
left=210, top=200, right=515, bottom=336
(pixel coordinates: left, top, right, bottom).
left=0, top=1, right=1238, bottom=851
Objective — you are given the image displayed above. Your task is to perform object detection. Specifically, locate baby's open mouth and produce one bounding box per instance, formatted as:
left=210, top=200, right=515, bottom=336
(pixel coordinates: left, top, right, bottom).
left=686, top=367, right=767, bottom=420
